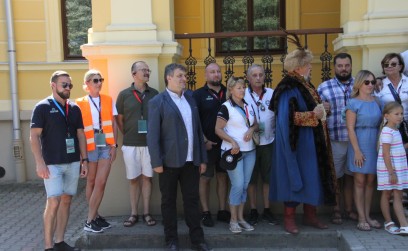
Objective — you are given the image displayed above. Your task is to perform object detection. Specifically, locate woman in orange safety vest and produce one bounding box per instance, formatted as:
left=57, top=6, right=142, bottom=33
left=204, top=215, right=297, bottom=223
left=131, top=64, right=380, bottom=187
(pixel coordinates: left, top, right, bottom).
left=76, top=69, right=118, bottom=233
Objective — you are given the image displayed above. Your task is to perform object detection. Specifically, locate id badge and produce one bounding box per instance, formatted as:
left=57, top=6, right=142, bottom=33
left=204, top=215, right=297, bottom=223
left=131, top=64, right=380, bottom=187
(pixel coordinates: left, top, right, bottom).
left=95, top=133, right=107, bottom=147
left=138, top=120, right=147, bottom=134
left=66, top=138, right=75, bottom=154
left=258, top=121, right=265, bottom=135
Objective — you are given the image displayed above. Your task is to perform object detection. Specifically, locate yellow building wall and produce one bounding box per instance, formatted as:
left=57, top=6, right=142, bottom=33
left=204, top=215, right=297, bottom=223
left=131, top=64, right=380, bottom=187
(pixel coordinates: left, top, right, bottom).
left=0, top=0, right=89, bottom=110
left=174, top=0, right=341, bottom=89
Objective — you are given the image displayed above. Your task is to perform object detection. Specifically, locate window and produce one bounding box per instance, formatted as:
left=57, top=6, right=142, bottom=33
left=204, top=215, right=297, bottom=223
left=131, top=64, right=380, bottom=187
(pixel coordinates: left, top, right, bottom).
left=61, top=0, right=92, bottom=60
left=214, top=0, right=285, bottom=55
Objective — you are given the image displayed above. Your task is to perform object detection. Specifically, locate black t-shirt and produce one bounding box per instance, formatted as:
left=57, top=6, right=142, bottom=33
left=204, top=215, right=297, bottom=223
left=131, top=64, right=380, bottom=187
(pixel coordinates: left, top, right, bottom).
left=192, top=84, right=227, bottom=144
left=30, top=97, right=84, bottom=165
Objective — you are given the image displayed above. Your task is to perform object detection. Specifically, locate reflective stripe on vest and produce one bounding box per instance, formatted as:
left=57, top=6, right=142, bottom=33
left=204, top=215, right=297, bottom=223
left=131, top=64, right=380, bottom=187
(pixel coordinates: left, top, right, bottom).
left=76, top=94, right=115, bottom=151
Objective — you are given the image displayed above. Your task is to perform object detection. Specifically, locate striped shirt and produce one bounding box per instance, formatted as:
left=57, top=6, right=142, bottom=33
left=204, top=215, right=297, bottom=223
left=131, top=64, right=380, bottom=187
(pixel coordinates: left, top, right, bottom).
left=317, top=77, right=354, bottom=141
left=377, top=127, right=408, bottom=190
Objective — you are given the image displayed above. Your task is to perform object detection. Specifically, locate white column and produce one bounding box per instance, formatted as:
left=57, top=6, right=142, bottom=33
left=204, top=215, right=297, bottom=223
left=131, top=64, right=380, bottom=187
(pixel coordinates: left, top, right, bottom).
left=334, top=0, right=408, bottom=76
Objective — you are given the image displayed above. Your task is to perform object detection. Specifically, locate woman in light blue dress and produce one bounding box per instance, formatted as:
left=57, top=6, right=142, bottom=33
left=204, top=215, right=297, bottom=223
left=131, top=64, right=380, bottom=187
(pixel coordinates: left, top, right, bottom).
left=346, top=70, right=382, bottom=231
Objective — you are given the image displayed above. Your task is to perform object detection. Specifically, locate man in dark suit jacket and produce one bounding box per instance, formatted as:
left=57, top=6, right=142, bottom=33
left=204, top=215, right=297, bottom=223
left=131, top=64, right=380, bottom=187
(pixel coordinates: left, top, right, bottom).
left=147, top=63, right=212, bottom=251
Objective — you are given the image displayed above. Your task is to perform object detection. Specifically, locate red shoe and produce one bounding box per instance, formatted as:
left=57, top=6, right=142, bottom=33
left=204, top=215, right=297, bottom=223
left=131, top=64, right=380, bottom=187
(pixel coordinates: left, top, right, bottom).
left=284, top=206, right=299, bottom=234
left=302, top=204, right=328, bottom=229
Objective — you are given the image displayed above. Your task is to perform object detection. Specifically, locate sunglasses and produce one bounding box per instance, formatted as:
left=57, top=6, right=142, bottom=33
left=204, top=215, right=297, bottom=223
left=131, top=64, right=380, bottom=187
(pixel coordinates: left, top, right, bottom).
left=363, top=80, right=376, bottom=86
left=231, top=76, right=245, bottom=81
left=383, top=62, right=400, bottom=68
left=92, top=78, right=104, bottom=84
left=59, top=82, right=73, bottom=89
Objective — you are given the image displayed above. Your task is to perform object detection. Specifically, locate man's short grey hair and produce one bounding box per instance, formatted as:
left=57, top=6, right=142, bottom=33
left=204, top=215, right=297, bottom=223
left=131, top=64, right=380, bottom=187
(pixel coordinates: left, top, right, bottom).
left=164, top=63, right=187, bottom=86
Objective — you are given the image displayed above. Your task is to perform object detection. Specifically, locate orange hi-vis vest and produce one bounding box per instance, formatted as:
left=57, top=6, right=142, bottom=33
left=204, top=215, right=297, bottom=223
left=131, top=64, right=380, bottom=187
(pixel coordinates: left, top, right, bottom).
left=76, top=94, right=115, bottom=151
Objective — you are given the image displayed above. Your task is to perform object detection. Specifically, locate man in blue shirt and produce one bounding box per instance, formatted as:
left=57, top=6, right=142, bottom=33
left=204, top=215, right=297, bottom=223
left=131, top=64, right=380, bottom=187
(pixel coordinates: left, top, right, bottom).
left=318, top=53, right=357, bottom=225
left=30, top=71, right=88, bottom=251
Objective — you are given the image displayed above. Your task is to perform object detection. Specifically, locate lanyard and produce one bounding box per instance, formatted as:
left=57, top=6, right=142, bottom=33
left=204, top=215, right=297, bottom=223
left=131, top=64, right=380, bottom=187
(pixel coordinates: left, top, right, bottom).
left=89, top=95, right=102, bottom=132
left=51, top=98, right=70, bottom=137
left=336, top=79, right=350, bottom=106
left=249, top=89, right=264, bottom=120
left=208, top=89, right=224, bottom=102
left=132, top=90, right=145, bottom=119
left=249, top=89, right=265, bottom=106
left=230, top=100, right=250, bottom=128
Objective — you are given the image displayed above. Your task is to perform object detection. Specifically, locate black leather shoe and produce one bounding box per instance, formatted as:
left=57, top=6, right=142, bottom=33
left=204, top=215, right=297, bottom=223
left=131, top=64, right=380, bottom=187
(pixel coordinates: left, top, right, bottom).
left=191, top=242, right=213, bottom=251
left=167, top=240, right=179, bottom=251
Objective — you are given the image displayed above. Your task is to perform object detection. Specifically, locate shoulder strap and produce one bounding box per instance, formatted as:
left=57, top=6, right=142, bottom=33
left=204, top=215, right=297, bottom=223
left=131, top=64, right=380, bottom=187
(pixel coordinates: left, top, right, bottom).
left=388, top=83, right=402, bottom=104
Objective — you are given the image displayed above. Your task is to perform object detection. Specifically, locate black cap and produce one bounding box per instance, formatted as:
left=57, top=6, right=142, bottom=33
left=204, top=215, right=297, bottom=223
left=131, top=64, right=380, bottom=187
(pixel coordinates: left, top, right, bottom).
left=220, top=150, right=242, bottom=170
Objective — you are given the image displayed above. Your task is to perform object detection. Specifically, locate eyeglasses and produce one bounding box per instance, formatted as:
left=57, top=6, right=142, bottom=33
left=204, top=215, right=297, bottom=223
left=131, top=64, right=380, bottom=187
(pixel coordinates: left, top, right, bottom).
left=135, top=69, right=151, bottom=74
left=383, top=62, right=400, bottom=68
left=363, top=80, right=376, bottom=86
left=92, top=78, right=104, bottom=84
left=59, top=82, right=73, bottom=89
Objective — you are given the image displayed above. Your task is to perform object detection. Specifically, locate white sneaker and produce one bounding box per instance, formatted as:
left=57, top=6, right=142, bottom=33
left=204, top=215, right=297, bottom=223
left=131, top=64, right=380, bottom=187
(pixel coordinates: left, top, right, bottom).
left=229, top=222, right=242, bottom=233
left=238, top=220, right=254, bottom=231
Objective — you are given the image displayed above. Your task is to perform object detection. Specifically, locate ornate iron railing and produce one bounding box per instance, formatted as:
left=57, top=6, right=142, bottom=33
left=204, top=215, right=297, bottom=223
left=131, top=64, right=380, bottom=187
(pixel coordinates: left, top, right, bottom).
left=175, top=28, right=343, bottom=89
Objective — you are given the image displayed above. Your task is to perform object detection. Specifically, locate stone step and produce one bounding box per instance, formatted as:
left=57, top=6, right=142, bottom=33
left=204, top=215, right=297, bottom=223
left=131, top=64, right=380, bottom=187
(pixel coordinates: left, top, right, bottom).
left=75, top=216, right=347, bottom=250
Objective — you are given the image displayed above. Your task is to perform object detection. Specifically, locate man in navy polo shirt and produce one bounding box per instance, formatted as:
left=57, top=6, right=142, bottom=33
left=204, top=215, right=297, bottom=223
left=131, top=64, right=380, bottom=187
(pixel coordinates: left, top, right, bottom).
left=30, top=70, right=88, bottom=251
left=193, top=63, right=230, bottom=227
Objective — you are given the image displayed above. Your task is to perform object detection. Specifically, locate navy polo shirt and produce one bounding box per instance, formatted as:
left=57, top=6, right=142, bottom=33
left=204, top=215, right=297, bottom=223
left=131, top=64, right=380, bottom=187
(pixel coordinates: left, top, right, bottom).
left=192, top=84, right=227, bottom=144
left=30, top=97, right=84, bottom=165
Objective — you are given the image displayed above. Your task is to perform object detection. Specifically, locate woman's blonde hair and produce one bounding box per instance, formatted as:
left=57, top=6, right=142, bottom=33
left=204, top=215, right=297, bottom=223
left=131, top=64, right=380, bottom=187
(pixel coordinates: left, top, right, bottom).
left=226, top=76, right=246, bottom=99
left=82, top=69, right=102, bottom=92
left=284, top=49, right=313, bottom=72
left=350, top=70, right=375, bottom=98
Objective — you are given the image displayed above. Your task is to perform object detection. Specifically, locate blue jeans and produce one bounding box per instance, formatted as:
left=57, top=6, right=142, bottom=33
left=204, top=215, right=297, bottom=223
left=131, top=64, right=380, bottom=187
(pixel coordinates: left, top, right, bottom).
left=225, top=150, right=256, bottom=206
left=88, top=145, right=111, bottom=162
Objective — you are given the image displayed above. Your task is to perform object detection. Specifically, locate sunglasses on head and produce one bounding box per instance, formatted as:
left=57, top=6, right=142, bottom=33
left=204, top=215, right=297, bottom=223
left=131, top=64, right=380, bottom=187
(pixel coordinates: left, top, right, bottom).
left=231, top=76, right=244, bottom=81
left=60, top=82, right=73, bottom=89
left=92, top=78, right=104, bottom=84
left=383, top=62, right=400, bottom=68
left=363, top=80, right=376, bottom=86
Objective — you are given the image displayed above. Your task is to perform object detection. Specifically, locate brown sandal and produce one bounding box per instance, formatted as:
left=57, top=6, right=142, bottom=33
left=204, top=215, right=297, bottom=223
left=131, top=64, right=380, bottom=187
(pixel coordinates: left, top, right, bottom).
left=123, top=215, right=138, bottom=227
left=331, top=210, right=343, bottom=225
left=343, top=211, right=358, bottom=221
left=143, top=214, right=157, bottom=226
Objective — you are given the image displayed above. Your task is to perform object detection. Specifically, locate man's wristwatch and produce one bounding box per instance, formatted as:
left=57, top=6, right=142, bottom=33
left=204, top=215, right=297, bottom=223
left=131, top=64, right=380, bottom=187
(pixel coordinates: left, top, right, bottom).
left=81, top=158, right=89, bottom=164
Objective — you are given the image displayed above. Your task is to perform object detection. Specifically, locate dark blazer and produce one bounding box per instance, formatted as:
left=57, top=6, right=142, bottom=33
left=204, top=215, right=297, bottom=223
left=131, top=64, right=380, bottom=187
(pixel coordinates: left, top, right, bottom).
left=147, top=90, right=207, bottom=168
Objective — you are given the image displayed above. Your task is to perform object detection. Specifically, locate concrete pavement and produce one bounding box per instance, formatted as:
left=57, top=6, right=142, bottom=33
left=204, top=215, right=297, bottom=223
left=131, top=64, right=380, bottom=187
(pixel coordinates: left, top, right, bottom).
left=1, top=180, right=407, bottom=251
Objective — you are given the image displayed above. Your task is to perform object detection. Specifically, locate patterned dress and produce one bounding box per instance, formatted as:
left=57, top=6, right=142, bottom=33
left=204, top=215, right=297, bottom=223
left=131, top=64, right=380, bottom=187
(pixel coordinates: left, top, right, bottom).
left=377, top=127, right=408, bottom=190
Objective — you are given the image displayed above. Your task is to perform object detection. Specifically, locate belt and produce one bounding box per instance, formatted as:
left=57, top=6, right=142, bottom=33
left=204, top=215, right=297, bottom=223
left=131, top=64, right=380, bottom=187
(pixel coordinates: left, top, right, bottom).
left=94, top=129, right=103, bottom=133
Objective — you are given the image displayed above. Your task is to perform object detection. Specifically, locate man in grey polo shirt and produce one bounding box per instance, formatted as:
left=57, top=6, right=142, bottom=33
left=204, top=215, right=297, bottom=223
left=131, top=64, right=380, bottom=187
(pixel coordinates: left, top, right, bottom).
left=116, top=61, right=159, bottom=227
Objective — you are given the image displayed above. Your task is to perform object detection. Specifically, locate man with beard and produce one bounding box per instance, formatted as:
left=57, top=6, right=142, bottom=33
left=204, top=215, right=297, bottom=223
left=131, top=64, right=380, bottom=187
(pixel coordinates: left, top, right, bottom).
left=30, top=71, right=88, bottom=251
left=318, top=53, right=357, bottom=225
left=116, top=61, right=159, bottom=227
left=192, top=63, right=230, bottom=227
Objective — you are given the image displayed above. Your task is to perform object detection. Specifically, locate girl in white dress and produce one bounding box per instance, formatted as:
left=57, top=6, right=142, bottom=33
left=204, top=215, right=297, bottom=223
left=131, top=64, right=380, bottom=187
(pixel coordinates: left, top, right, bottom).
left=377, top=101, right=408, bottom=235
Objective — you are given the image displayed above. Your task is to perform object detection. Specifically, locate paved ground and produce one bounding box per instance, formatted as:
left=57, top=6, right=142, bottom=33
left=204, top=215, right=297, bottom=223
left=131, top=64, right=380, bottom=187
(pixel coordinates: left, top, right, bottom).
left=1, top=180, right=407, bottom=251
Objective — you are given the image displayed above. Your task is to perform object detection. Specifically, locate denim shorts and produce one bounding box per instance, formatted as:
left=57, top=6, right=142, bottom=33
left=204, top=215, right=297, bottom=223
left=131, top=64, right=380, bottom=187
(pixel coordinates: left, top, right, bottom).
left=44, top=162, right=80, bottom=198
left=88, top=145, right=111, bottom=162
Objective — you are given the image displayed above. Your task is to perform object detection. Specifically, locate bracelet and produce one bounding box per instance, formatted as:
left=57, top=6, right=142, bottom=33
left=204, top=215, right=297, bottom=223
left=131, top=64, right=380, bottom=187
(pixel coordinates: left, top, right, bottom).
left=81, top=158, right=89, bottom=163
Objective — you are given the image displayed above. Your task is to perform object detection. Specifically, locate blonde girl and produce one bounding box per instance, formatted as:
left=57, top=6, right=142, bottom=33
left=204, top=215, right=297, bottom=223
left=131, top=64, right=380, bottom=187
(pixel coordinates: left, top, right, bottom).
left=377, top=101, right=408, bottom=235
